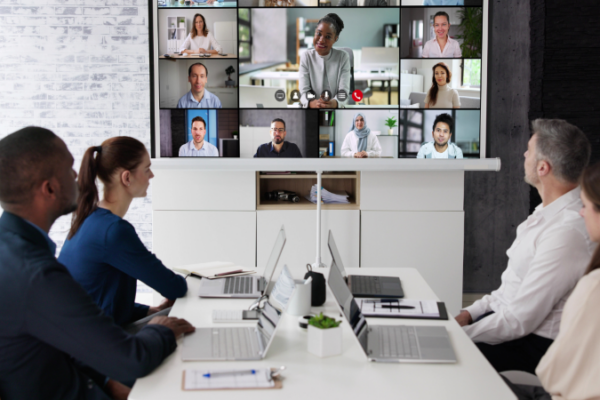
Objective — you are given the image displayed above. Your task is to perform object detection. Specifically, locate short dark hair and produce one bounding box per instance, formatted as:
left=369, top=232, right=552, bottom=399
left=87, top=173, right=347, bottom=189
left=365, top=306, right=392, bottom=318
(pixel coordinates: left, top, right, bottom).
left=191, top=116, right=206, bottom=129
left=0, top=126, right=63, bottom=205
left=271, top=118, right=286, bottom=130
left=188, top=63, right=208, bottom=78
left=531, top=119, right=591, bottom=183
left=432, top=113, right=454, bottom=134
left=433, top=11, right=450, bottom=24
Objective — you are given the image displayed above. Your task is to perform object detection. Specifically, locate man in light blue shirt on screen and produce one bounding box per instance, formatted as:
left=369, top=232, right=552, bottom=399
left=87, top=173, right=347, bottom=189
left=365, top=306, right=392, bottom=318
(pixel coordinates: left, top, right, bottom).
left=423, top=0, right=464, bottom=5
left=179, top=116, right=219, bottom=157
left=177, top=63, right=222, bottom=109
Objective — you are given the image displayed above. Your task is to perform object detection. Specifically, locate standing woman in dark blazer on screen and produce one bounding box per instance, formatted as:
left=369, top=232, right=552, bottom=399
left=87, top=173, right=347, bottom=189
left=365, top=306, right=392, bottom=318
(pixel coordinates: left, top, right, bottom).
left=58, top=137, right=187, bottom=328
left=299, top=13, right=351, bottom=109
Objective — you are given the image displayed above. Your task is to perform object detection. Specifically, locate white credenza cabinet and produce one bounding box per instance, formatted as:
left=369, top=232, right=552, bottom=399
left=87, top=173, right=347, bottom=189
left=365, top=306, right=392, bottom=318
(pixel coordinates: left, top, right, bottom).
left=150, top=160, right=499, bottom=316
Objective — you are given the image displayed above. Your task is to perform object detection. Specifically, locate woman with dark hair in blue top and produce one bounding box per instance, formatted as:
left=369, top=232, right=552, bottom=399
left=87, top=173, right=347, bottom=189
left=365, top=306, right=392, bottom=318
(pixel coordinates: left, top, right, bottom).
left=59, top=137, right=187, bottom=327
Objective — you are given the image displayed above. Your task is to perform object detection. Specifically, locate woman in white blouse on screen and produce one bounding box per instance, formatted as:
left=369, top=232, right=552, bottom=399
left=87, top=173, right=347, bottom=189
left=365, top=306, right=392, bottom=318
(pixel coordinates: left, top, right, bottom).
left=425, top=62, right=460, bottom=109
left=179, top=14, right=222, bottom=55
left=341, top=113, right=382, bottom=158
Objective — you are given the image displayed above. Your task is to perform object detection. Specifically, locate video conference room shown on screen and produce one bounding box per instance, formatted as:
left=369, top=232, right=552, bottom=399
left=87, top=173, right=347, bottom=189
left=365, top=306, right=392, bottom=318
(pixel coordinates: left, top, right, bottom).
left=152, top=0, right=485, bottom=159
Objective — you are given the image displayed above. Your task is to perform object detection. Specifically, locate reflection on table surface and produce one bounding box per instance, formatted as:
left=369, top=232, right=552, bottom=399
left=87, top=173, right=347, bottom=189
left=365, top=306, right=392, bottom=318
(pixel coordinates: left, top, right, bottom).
left=158, top=0, right=237, bottom=7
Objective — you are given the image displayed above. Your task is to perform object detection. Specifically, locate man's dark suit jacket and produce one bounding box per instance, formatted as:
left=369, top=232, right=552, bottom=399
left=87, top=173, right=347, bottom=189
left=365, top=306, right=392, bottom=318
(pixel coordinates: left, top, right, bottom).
left=0, top=211, right=177, bottom=400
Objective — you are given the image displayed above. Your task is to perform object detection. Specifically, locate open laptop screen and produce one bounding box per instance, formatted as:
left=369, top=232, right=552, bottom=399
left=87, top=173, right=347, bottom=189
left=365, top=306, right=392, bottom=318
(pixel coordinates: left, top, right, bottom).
left=327, top=231, right=347, bottom=277
left=262, top=227, right=286, bottom=294
left=328, top=261, right=368, bottom=353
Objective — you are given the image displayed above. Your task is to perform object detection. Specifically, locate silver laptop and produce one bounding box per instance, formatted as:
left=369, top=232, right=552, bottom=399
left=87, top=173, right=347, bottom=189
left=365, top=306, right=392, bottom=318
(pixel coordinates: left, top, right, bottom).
left=327, top=260, right=456, bottom=363
left=181, top=265, right=295, bottom=361
left=328, top=231, right=404, bottom=298
left=198, top=227, right=286, bottom=298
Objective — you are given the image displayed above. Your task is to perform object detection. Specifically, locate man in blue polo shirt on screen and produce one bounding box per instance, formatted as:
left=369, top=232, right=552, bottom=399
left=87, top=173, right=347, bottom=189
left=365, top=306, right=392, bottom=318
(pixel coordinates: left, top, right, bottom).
left=254, top=118, right=303, bottom=158
left=177, top=63, right=222, bottom=109
left=179, top=116, right=219, bottom=157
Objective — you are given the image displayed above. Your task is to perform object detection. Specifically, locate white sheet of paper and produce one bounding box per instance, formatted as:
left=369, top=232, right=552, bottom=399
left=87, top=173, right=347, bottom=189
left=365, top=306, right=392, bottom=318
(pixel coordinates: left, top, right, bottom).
left=359, top=299, right=440, bottom=318
left=183, top=368, right=275, bottom=390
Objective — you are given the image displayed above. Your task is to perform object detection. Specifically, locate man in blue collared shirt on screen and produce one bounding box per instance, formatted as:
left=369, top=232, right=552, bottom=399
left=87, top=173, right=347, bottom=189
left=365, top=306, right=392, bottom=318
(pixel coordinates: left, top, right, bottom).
left=179, top=116, right=219, bottom=157
left=177, top=63, right=222, bottom=109
left=254, top=119, right=303, bottom=158
left=423, top=0, right=464, bottom=5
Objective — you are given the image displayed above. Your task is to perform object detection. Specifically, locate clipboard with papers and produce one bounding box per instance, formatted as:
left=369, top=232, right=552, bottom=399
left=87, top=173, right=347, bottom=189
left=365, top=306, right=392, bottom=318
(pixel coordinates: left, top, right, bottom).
left=357, top=299, right=449, bottom=320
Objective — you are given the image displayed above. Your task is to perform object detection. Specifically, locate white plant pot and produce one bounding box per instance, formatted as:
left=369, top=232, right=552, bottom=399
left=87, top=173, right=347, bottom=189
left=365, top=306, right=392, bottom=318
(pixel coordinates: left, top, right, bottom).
left=388, top=128, right=394, bottom=135
left=307, top=325, right=342, bottom=357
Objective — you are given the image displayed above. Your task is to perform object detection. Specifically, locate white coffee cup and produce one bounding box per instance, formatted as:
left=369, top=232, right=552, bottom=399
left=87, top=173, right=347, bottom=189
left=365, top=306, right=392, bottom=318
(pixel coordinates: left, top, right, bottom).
left=287, top=277, right=312, bottom=316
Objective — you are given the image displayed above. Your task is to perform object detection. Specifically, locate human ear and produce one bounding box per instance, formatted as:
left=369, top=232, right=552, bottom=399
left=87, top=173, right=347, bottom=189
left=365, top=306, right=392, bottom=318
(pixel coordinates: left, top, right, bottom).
left=121, top=170, right=131, bottom=187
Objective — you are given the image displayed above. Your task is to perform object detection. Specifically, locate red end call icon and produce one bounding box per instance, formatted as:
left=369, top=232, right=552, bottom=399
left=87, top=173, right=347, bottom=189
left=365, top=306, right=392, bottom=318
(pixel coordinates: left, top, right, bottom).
left=352, top=90, right=363, bottom=102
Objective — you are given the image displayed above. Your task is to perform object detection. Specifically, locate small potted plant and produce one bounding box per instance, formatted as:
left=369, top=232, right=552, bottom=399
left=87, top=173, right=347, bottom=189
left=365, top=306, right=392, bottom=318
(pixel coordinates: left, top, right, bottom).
left=384, top=116, right=397, bottom=135
left=307, top=313, right=342, bottom=357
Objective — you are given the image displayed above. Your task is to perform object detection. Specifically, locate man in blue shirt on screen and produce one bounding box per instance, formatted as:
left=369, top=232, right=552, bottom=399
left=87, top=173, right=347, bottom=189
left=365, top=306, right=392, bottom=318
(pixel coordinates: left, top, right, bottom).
left=177, top=63, right=222, bottom=109
left=179, top=116, right=219, bottom=157
left=254, top=118, right=303, bottom=158
left=423, top=0, right=464, bottom=5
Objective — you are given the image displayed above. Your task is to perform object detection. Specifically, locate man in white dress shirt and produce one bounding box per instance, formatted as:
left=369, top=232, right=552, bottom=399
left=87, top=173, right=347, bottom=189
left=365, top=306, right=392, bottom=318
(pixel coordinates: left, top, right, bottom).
left=456, top=119, right=595, bottom=374
left=422, top=11, right=462, bottom=58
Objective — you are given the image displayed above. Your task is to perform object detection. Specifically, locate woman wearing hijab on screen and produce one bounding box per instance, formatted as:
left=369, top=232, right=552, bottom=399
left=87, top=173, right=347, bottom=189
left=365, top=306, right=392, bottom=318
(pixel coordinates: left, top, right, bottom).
left=425, top=62, right=460, bottom=109
left=341, top=113, right=382, bottom=158
left=179, top=14, right=222, bottom=55
left=299, top=13, right=351, bottom=109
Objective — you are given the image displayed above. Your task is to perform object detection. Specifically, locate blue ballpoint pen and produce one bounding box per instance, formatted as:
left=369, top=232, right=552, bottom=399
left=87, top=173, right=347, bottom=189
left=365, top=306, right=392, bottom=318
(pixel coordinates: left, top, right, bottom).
left=203, top=370, right=257, bottom=378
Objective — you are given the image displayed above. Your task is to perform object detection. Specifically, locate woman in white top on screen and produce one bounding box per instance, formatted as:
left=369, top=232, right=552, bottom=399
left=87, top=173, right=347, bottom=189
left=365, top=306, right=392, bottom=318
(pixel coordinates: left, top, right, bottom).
left=341, top=113, right=382, bottom=158
left=422, top=12, right=462, bottom=58
left=504, top=162, right=600, bottom=400
left=299, top=13, right=351, bottom=109
left=425, top=62, right=460, bottom=109
left=179, top=14, right=222, bottom=55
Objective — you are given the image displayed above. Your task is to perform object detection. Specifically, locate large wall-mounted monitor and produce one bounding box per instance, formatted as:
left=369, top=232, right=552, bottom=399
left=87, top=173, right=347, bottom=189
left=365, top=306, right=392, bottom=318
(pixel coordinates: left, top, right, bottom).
left=149, top=0, right=489, bottom=160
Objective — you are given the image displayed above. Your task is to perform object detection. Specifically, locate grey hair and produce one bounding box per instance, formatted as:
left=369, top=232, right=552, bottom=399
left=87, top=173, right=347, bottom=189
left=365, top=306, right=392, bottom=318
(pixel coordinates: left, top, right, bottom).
left=531, top=119, right=591, bottom=183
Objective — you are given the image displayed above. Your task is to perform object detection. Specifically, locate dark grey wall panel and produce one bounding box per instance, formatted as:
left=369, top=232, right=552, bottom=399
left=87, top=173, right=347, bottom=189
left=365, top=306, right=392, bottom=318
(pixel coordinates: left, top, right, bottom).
left=462, top=0, right=531, bottom=293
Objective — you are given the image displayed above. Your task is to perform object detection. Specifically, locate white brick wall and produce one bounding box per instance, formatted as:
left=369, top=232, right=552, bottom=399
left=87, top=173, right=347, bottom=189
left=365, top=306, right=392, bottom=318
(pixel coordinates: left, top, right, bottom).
left=0, top=0, right=154, bottom=254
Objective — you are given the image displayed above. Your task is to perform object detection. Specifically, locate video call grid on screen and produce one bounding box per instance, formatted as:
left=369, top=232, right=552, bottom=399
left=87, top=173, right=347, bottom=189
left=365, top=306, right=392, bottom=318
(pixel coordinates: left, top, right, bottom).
left=149, top=0, right=488, bottom=159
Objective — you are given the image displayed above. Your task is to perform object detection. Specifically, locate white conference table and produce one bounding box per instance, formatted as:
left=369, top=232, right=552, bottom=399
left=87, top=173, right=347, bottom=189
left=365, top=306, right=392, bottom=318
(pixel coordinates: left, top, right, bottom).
left=130, top=268, right=515, bottom=400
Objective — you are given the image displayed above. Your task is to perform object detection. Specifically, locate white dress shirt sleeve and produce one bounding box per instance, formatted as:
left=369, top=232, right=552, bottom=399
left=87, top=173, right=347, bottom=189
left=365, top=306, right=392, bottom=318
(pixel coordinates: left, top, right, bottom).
left=341, top=132, right=355, bottom=158
left=366, top=134, right=382, bottom=158
left=179, top=33, right=192, bottom=52
left=463, top=226, right=591, bottom=344
left=207, top=32, right=222, bottom=53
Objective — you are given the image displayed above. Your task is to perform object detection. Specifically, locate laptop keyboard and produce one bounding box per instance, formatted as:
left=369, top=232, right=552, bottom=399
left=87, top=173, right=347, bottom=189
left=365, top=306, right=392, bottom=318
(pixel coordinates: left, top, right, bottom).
left=352, top=276, right=382, bottom=294
left=379, top=326, right=420, bottom=359
left=224, top=276, right=254, bottom=294
left=211, top=328, right=260, bottom=359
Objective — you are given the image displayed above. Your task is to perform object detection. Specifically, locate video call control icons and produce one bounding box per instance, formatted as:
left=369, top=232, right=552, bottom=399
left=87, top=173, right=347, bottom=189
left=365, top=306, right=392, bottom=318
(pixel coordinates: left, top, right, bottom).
left=290, top=90, right=300, bottom=102
left=275, top=90, right=286, bottom=102
left=306, top=90, right=317, bottom=101
left=352, top=90, right=363, bottom=102
left=337, top=90, right=348, bottom=102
